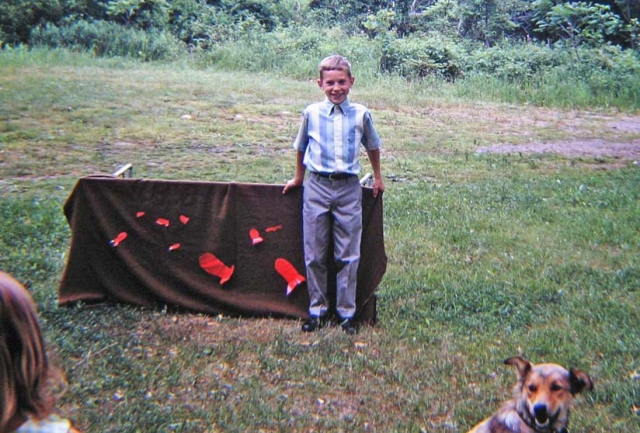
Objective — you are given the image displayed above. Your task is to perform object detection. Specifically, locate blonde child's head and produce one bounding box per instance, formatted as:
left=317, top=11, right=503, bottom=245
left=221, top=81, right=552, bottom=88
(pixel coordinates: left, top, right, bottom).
left=0, top=271, right=54, bottom=430
left=318, top=55, right=352, bottom=79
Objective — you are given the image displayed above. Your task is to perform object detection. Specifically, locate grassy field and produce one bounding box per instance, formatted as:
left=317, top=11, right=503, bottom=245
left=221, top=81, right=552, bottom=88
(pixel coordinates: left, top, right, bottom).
left=1, top=48, right=639, bottom=432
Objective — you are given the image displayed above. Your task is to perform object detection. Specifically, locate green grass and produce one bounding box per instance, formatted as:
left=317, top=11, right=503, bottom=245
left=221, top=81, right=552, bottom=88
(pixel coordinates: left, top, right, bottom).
left=1, top=49, right=639, bottom=432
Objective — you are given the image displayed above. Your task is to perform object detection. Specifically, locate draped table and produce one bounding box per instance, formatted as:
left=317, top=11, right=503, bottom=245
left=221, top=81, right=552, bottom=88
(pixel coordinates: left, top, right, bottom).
left=59, top=176, right=386, bottom=324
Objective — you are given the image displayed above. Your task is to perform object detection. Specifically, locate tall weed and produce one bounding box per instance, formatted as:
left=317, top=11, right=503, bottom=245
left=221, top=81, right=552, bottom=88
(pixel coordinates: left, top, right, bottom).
left=461, top=43, right=640, bottom=109
left=200, top=25, right=382, bottom=81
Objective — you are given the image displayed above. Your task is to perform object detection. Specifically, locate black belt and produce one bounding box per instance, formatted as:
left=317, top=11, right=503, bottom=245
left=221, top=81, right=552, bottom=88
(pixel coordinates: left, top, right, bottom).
left=313, top=172, right=356, bottom=180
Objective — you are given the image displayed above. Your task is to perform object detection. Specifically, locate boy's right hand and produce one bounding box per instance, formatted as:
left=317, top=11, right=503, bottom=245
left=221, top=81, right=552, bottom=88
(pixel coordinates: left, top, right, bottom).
left=282, top=178, right=303, bottom=194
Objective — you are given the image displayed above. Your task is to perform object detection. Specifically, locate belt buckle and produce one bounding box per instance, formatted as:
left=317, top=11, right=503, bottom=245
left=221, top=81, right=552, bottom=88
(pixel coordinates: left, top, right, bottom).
left=328, top=173, right=337, bottom=180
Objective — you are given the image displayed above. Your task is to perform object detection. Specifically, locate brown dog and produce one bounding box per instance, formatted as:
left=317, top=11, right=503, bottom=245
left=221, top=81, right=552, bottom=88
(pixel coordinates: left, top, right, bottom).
left=468, top=356, right=593, bottom=433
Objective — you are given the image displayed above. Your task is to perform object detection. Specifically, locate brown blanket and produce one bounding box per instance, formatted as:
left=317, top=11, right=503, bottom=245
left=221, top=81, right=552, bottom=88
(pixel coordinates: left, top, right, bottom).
left=59, top=176, right=386, bottom=323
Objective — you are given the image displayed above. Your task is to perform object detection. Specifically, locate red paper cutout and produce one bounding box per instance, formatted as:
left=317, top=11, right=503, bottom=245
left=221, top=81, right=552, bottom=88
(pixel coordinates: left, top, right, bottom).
left=249, top=228, right=264, bottom=245
left=275, top=258, right=306, bottom=296
left=180, top=215, right=189, bottom=225
left=156, top=218, right=170, bottom=227
left=265, top=224, right=282, bottom=233
left=168, top=243, right=181, bottom=251
left=110, top=232, right=128, bottom=247
left=136, top=211, right=146, bottom=218
left=199, top=252, right=235, bottom=285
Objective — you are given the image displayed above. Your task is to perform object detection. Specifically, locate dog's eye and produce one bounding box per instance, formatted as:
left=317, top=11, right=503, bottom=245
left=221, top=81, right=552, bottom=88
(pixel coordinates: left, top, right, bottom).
left=528, top=384, right=537, bottom=392
left=551, top=383, right=563, bottom=391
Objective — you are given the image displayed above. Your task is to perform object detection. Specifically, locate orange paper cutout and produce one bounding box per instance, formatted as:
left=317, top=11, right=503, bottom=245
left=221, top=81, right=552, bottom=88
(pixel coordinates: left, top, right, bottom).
left=249, top=228, right=264, bottom=245
left=156, top=218, right=170, bottom=227
left=199, top=252, right=235, bottom=285
left=110, top=232, right=128, bottom=247
left=275, top=258, right=306, bottom=296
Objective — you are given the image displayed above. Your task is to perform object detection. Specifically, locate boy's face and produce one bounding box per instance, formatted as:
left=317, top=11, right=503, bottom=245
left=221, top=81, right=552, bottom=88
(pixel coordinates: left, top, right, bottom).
left=318, top=69, right=355, bottom=105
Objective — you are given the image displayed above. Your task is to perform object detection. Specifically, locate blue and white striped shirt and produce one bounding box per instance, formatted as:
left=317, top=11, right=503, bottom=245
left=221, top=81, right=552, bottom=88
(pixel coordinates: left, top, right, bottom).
left=293, top=98, right=381, bottom=175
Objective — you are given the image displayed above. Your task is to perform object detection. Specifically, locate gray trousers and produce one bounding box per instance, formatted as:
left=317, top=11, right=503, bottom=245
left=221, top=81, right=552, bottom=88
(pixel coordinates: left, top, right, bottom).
left=303, top=173, right=362, bottom=319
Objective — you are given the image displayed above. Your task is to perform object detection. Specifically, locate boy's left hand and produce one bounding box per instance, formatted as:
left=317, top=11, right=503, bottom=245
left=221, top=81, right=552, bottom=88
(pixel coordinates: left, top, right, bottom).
left=372, top=178, right=384, bottom=198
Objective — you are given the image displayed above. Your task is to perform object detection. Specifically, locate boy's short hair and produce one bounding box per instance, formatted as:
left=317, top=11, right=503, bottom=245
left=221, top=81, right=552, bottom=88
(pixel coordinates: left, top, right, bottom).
left=319, top=55, right=352, bottom=79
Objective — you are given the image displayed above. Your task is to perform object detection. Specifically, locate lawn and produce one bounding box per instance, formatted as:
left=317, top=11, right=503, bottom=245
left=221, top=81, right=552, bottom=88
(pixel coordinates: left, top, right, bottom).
left=1, top=49, right=639, bottom=432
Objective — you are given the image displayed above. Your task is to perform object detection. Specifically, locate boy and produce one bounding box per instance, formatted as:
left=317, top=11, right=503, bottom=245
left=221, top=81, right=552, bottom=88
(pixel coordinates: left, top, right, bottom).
left=283, top=55, right=384, bottom=334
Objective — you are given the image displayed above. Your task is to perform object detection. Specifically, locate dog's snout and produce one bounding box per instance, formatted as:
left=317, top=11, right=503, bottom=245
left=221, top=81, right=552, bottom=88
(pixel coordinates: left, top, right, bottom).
left=533, top=403, right=549, bottom=423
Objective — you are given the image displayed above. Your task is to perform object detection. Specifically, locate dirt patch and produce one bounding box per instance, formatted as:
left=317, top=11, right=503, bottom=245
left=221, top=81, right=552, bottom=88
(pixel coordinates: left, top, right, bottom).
left=608, top=118, right=640, bottom=134
left=476, top=114, right=640, bottom=162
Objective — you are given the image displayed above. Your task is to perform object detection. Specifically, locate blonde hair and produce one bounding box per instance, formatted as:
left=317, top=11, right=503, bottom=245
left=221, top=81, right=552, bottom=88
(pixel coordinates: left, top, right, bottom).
left=318, top=55, right=352, bottom=79
left=0, top=271, right=54, bottom=430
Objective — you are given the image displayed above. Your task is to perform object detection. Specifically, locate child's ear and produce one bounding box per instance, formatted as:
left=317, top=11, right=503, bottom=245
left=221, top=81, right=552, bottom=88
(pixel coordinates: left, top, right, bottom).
left=317, top=79, right=323, bottom=88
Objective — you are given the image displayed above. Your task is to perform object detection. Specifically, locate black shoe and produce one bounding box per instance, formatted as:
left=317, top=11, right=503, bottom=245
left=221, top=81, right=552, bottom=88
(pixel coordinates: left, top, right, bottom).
left=340, top=317, right=358, bottom=335
left=302, top=315, right=322, bottom=332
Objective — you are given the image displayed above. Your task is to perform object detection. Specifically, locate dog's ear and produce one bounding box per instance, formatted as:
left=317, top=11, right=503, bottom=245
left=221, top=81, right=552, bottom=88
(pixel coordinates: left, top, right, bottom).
left=504, top=356, right=532, bottom=380
left=569, top=368, right=593, bottom=394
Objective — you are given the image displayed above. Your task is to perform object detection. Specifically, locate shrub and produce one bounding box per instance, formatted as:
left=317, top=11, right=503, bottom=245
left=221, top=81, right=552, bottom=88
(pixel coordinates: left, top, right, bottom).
left=465, top=42, right=566, bottom=81
left=167, top=0, right=300, bottom=49
left=167, top=0, right=233, bottom=48
left=380, top=33, right=465, bottom=80
left=30, top=20, right=186, bottom=61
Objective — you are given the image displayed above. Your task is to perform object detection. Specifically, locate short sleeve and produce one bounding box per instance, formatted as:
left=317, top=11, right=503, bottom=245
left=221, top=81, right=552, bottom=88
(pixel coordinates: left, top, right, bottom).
left=292, top=110, right=310, bottom=152
left=361, top=111, right=381, bottom=151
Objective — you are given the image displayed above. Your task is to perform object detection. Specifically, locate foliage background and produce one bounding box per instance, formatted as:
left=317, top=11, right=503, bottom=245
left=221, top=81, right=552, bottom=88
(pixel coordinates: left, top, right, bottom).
left=3, top=0, right=639, bottom=110
left=1, top=1, right=640, bottom=111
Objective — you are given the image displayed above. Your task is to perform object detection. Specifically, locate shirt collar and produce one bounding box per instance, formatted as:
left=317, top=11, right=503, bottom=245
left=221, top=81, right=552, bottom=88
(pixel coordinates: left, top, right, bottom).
left=324, top=98, right=350, bottom=115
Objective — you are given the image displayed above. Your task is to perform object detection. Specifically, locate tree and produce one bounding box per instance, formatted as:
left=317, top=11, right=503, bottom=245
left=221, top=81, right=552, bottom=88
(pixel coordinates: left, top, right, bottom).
left=0, top=0, right=65, bottom=45
left=534, top=1, right=625, bottom=50
left=459, top=0, right=538, bottom=46
left=306, top=0, right=411, bottom=33
left=106, top=0, right=169, bottom=29
left=409, top=0, right=462, bottom=37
